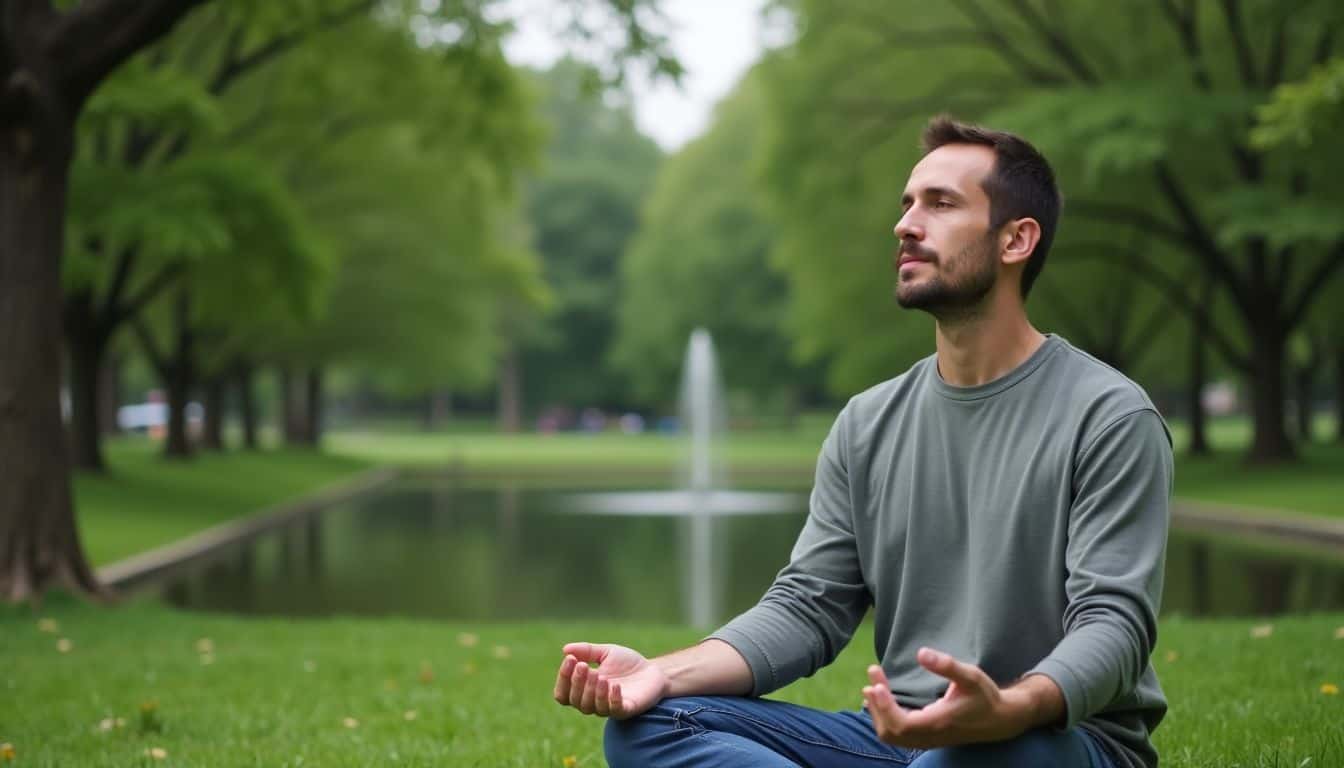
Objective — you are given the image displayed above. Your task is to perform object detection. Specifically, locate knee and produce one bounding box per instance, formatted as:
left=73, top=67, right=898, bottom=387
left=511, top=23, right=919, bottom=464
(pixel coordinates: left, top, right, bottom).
left=602, top=708, right=669, bottom=768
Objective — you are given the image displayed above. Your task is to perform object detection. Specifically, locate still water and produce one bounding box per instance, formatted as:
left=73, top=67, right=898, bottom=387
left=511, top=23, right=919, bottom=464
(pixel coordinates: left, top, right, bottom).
left=159, top=478, right=1344, bottom=624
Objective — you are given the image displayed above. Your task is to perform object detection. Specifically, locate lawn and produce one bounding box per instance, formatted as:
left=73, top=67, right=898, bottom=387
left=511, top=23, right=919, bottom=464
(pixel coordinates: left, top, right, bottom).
left=74, top=441, right=370, bottom=567
left=1, top=599, right=1340, bottom=767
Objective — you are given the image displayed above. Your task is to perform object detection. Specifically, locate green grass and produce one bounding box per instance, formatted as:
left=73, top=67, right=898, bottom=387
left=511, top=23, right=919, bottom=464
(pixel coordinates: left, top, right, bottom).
left=74, top=440, right=371, bottom=566
left=2, top=600, right=1340, bottom=767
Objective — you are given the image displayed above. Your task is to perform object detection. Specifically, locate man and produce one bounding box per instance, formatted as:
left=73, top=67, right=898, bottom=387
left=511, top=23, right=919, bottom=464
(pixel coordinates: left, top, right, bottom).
left=552, top=117, right=1171, bottom=768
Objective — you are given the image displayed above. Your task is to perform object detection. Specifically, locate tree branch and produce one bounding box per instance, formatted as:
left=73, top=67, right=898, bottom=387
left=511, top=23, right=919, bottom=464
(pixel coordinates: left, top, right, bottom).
left=132, top=318, right=170, bottom=380
left=947, top=0, right=1070, bottom=85
left=117, top=262, right=186, bottom=324
left=1285, top=242, right=1344, bottom=330
left=1064, top=245, right=1252, bottom=371
left=1152, top=162, right=1255, bottom=318
left=100, top=244, right=138, bottom=323
left=1156, top=0, right=1211, bottom=89
left=1217, top=0, right=1258, bottom=87
left=1068, top=200, right=1194, bottom=250
left=207, top=0, right=377, bottom=96
left=54, top=0, right=209, bottom=108
left=1263, top=10, right=1288, bottom=88
left=1003, top=0, right=1098, bottom=83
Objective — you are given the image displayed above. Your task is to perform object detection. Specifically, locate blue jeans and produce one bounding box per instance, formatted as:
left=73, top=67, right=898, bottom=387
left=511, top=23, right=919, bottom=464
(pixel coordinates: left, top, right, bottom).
left=604, top=696, right=1117, bottom=768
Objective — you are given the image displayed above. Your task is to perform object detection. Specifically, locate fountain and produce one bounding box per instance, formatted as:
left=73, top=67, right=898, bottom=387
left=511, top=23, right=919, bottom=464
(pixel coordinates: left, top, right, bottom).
left=565, top=328, right=799, bottom=627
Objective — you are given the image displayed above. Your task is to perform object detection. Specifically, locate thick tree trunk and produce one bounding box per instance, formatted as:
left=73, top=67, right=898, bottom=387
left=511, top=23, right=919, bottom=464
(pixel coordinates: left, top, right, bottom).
left=237, top=361, right=258, bottom=450
left=162, top=290, right=195, bottom=460
left=498, top=342, right=521, bottom=434
left=1187, top=314, right=1210, bottom=457
left=64, top=291, right=110, bottom=472
left=1246, top=325, right=1295, bottom=463
left=0, top=82, right=100, bottom=600
left=302, top=367, right=323, bottom=447
left=202, top=375, right=225, bottom=451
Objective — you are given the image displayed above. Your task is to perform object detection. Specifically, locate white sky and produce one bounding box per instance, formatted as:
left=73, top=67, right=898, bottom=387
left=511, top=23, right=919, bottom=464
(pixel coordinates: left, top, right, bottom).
left=502, top=0, right=772, bottom=151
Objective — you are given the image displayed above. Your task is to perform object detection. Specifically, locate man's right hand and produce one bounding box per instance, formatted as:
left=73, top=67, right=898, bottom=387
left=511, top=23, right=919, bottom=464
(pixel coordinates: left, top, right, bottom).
left=553, top=642, right=670, bottom=720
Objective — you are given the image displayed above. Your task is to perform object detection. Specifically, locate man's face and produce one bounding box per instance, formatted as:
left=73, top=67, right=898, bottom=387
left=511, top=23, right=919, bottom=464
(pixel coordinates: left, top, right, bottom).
left=893, top=144, right=1000, bottom=316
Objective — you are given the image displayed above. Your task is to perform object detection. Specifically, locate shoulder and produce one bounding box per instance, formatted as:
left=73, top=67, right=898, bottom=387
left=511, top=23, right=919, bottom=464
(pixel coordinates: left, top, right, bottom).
left=1046, top=337, right=1172, bottom=453
left=827, top=353, right=937, bottom=453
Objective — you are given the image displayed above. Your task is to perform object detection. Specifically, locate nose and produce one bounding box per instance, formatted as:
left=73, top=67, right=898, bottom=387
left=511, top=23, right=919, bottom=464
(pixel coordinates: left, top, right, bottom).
left=894, top=209, right=923, bottom=241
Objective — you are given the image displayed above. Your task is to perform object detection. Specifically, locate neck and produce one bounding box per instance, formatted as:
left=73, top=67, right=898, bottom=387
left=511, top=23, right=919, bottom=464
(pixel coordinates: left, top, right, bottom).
left=933, top=286, right=1046, bottom=387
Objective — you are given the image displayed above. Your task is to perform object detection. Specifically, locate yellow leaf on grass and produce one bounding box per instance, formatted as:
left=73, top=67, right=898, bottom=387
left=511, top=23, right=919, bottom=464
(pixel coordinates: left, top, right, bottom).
left=562, top=756, right=578, bottom=768
left=1322, top=683, right=1340, bottom=695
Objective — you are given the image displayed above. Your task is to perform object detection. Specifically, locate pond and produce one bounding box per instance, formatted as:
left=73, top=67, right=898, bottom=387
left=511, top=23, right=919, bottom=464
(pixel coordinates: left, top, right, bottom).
left=158, top=477, right=1344, bottom=624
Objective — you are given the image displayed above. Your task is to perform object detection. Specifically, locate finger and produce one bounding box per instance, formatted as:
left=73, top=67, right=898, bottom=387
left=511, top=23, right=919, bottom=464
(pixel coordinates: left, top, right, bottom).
left=917, top=648, right=985, bottom=688
left=554, top=655, right=577, bottom=705
left=563, top=642, right=609, bottom=665
left=609, top=681, right=627, bottom=719
left=569, top=660, right=591, bottom=709
left=579, top=669, right=600, bottom=713
left=867, top=664, right=888, bottom=687
left=593, top=676, right=611, bottom=717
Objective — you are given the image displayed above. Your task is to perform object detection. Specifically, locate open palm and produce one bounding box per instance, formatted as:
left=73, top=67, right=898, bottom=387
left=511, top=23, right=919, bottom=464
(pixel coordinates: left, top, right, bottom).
left=553, top=642, right=669, bottom=719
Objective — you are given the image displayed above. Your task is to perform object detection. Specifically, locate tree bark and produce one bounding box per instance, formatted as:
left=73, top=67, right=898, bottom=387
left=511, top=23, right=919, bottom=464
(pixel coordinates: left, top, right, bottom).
left=99, top=351, right=121, bottom=436
left=302, top=367, right=323, bottom=446
left=1187, top=312, right=1210, bottom=457
left=202, top=375, right=225, bottom=451
left=1245, top=323, right=1295, bottom=463
left=162, top=290, right=195, bottom=460
left=236, top=361, right=258, bottom=450
left=498, top=342, right=521, bottom=434
left=280, top=367, right=307, bottom=446
left=64, top=290, right=110, bottom=472
left=1294, top=363, right=1314, bottom=444
left=0, top=51, right=100, bottom=600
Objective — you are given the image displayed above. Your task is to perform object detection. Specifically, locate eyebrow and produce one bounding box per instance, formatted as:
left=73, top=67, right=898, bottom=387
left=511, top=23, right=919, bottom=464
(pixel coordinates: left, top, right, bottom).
left=901, top=186, right=965, bottom=207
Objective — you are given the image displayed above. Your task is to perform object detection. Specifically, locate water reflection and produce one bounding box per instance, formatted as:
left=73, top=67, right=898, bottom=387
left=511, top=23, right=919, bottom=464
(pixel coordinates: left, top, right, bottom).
left=158, top=480, right=1344, bottom=623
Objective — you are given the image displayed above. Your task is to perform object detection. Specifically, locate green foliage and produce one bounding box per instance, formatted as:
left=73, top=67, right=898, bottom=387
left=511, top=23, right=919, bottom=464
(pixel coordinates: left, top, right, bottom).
left=1252, top=57, right=1344, bottom=148
left=612, top=69, right=822, bottom=411
left=510, top=59, right=663, bottom=411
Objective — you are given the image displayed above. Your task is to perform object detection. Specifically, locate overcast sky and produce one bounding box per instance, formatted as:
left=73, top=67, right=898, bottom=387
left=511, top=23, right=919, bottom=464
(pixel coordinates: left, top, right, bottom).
left=502, top=0, right=772, bottom=151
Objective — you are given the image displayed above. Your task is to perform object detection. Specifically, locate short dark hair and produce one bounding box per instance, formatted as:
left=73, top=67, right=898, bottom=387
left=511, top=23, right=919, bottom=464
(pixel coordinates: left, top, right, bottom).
left=920, top=116, right=1061, bottom=299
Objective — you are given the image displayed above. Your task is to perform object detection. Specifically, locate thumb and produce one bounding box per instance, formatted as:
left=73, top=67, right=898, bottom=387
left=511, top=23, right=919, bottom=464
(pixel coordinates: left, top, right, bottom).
left=562, top=642, right=612, bottom=664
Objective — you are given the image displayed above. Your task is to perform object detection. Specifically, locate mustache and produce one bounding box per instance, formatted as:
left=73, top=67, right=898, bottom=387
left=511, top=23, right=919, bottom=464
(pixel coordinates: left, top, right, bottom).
left=899, top=241, right=938, bottom=262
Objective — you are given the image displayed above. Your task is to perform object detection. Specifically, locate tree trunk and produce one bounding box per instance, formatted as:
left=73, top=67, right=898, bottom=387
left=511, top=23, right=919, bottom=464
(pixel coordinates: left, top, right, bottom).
left=302, top=367, right=323, bottom=447
left=237, top=361, right=258, bottom=450
left=1336, top=344, right=1344, bottom=444
left=162, top=290, right=194, bottom=460
left=1187, top=304, right=1210, bottom=457
left=1245, top=325, right=1295, bottom=463
left=280, top=367, right=306, bottom=446
left=99, top=351, right=121, bottom=436
left=498, top=342, right=521, bottom=434
left=202, top=375, right=225, bottom=452
left=0, top=82, right=100, bottom=600
left=1294, top=364, right=1314, bottom=444
left=64, top=291, right=110, bottom=472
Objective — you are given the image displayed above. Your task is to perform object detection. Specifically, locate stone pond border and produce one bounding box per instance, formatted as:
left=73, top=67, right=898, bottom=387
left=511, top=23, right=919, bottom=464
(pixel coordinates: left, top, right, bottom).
left=97, top=467, right=401, bottom=594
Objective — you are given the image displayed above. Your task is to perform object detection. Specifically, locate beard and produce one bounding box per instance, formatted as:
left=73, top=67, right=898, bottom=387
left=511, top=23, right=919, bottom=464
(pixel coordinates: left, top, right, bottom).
left=895, top=233, right=998, bottom=319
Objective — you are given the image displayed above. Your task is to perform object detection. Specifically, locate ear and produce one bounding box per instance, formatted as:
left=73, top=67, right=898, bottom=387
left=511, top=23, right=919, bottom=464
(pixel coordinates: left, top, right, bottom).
left=1000, top=218, right=1041, bottom=267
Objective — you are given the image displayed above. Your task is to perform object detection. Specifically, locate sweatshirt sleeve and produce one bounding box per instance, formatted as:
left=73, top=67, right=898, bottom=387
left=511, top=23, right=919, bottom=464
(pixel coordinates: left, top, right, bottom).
left=708, top=405, right=872, bottom=696
left=1028, top=408, right=1172, bottom=728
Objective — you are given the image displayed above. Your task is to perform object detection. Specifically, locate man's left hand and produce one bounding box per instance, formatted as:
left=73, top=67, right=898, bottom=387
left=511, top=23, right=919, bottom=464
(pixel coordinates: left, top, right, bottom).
left=861, top=648, right=1056, bottom=748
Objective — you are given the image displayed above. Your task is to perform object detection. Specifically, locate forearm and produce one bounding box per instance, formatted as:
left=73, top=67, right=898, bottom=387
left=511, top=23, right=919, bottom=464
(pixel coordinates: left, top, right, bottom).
left=1003, top=673, right=1066, bottom=732
left=654, top=639, right=754, bottom=698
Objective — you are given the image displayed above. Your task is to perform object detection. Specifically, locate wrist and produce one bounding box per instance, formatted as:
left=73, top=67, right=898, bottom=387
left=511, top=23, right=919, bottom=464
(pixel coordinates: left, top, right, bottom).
left=1003, top=673, right=1065, bottom=732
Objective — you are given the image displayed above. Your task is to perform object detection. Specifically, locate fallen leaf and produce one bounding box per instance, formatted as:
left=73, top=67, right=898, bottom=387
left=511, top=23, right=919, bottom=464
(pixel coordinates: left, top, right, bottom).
left=145, top=747, right=167, bottom=760
left=1322, top=683, right=1340, bottom=695
left=37, top=618, right=58, bottom=634
left=1249, top=624, right=1273, bottom=639
left=492, top=645, right=511, bottom=660
left=196, top=638, right=214, bottom=654
left=1334, top=626, right=1344, bottom=640
left=343, top=717, right=360, bottom=729
left=1, top=743, right=14, bottom=761
left=562, top=756, right=578, bottom=768
left=403, top=710, right=419, bottom=721
left=56, top=638, right=73, bottom=653
left=1164, top=650, right=1179, bottom=663
left=457, top=633, right=479, bottom=648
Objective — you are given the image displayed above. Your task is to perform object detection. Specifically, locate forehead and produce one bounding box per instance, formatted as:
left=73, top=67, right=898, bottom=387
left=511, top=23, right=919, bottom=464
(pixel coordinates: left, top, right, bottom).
left=905, top=144, right=995, bottom=201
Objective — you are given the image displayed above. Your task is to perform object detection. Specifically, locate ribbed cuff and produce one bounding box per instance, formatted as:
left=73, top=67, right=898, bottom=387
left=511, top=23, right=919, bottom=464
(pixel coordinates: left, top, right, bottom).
left=707, top=626, right=776, bottom=697
left=1027, top=657, right=1085, bottom=731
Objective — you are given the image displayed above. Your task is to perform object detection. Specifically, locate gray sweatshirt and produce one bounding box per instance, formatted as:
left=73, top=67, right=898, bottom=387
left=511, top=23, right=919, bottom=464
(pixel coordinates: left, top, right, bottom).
left=711, top=335, right=1171, bottom=768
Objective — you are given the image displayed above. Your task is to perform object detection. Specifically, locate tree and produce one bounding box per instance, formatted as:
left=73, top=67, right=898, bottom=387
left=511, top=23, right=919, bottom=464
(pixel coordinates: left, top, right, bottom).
left=759, top=0, right=1344, bottom=462
left=612, top=69, right=823, bottom=416
left=1, top=0, right=678, bottom=602
left=512, top=59, right=663, bottom=421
